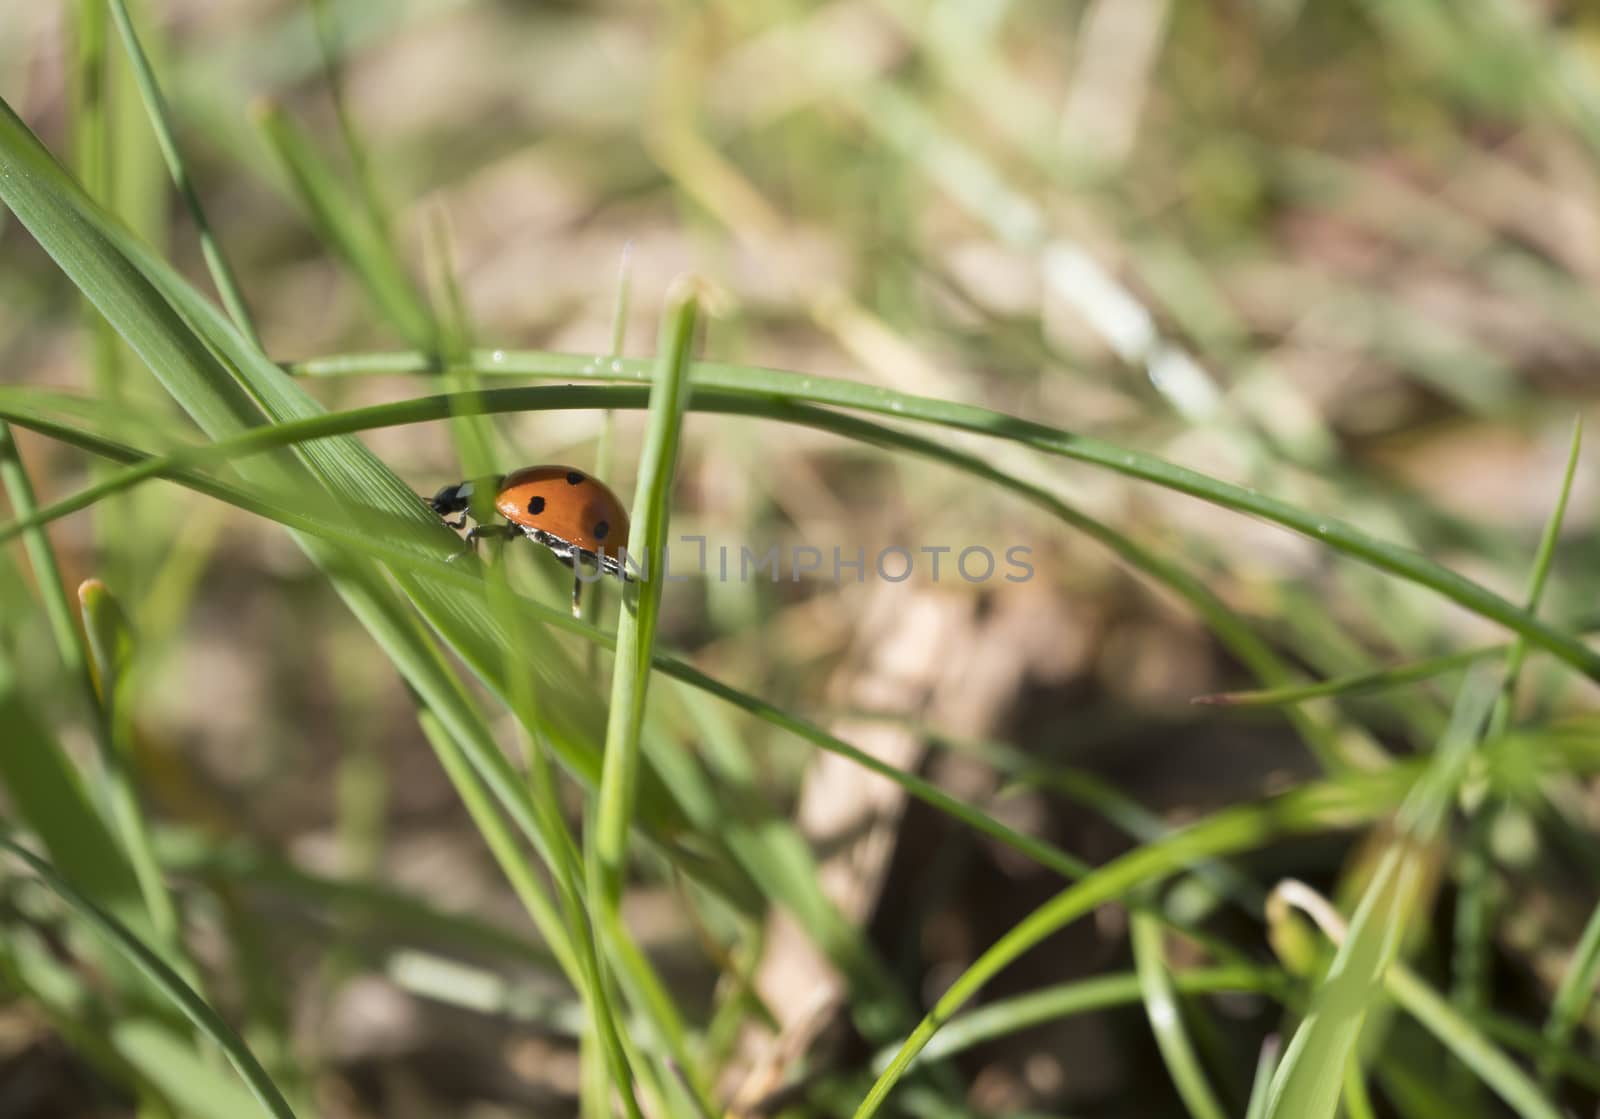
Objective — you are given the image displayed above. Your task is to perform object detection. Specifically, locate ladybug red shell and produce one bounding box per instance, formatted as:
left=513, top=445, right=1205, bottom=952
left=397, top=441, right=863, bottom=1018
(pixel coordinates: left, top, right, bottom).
left=493, top=465, right=630, bottom=570
left=428, top=465, right=631, bottom=613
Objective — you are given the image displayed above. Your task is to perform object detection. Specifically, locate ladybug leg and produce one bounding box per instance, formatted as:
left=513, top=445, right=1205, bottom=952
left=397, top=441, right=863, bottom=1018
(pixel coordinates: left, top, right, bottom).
left=449, top=522, right=517, bottom=562
left=444, top=513, right=470, bottom=531
left=571, top=568, right=583, bottom=618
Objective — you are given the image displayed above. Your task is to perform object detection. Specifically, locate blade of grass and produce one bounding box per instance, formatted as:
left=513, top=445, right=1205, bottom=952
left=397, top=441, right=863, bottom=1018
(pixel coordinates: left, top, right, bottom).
left=0, top=656, right=150, bottom=948
left=587, top=287, right=711, bottom=1113
left=0, top=104, right=748, bottom=1117
left=78, top=578, right=194, bottom=981
left=105, top=0, right=258, bottom=344
left=1193, top=645, right=1501, bottom=707
left=1245, top=1036, right=1281, bottom=1119
left=851, top=777, right=1392, bottom=1119
left=1456, top=418, right=1583, bottom=1017
left=1263, top=674, right=1500, bottom=1119
left=428, top=218, right=647, bottom=1117
left=291, top=348, right=1600, bottom=683
left=592, top=291, right=699, bottom=904
left=0, top=837, right=297, bottom=1119
left=307, top=0, right=392, bottom=247
left=72, top=0, right=143, bottom=591
left=0, top=400, right=1378, bottom=917
left=479, top=517, right=649, bottom=1114
left=0, top=95, right=693, bottom=890
left=0, top=376, right=1343, bottom=772
left=1274, top=879, right=1564, bottom=1119
left=1130, top=902, right=1230, bottom=1119
left=0, top=425, right=191, bottom=986
left=875, top=966, right=1286, bottom=1072
left=1539, top=899, right=1600, bottom=1086
left=113, top=1020, right=277, bottom=1119
left=253, top=98, right=436, bottom=351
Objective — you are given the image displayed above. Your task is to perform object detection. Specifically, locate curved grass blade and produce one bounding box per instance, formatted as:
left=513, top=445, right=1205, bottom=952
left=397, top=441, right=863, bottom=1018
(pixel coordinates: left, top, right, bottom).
left=0, top=400, right=1385, bottom=927
left=1193, top=646, right=1501, bottom=708
left=1273, top=879, right=1564, bottom=1119
left=1130, top=903, right=1230, bottom=1119
left=0, top=408, right=1319, bottom=979
left=293, top=348, right=1600, bottom=682
left=105, top=0, right=258, bottom=344
left=850, top=779, right=1387, bottom=1119
left=876, top=966, right=1285, bottom=1072
left=0, top=95, right=679, bottom=888
left=0, top=838, right=298, bottom=1119
left=1264, top=673, right=1499, bottom=1119
left=0, top=377, right=1339, bottom=770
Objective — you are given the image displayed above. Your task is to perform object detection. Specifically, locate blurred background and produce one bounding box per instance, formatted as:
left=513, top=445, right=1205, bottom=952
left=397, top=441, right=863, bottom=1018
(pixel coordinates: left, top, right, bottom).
left=3, top=1, right=1600, bottom=1116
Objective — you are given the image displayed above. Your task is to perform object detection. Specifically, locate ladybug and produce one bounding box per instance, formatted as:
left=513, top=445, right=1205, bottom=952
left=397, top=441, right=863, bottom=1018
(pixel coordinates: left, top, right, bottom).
left=429, top=465, right=631, bottom=615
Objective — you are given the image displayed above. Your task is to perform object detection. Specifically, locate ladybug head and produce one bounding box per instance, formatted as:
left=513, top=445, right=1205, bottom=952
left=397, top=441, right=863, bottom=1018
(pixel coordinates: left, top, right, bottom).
left=428, top=481, right=472, bottom=515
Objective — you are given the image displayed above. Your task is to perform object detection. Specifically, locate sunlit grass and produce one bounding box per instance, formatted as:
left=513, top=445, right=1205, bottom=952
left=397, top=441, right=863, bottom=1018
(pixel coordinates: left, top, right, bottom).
left=1, top=1, right=1598, bottom=1116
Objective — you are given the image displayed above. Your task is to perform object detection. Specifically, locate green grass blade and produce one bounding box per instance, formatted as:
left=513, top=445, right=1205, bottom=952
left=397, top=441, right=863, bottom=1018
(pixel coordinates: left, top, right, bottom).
left=0, top=103, right=739, bottom=1112
left=0, top=838, right=297, bottom=1119
left=876, top=966, right=1285, bottom=1071
left=1245, top=1036, right=1281, bottom=1119
left=1265, top=674, right=1500, bottom=1119
left=1193, top=645, right=1501, bottom=708
left=851, top=780, right=1385, bottom=1119
left=1276, top=879, right=1564, bottom=1119
left=163, top=833, right=560, bottom=969
left=0, top=420, right=101, bottom=705
left=0, top=375, right=1338, bottom=772
left=0, top=396, right=1368, bottom=909
left=593, top=289, right=697, bottom=901
left=253, top=99, right=436, bottom=351
left=1456, top=418, right=1583, bottom=1018
left=588, top=288, right=706, bottom=1111
left=1130, top=905, right=1230, bottom=1119
left=78, top=578, right=192, bottom=978
left=113, top=1020, right=273, bottom=1119
left=1538, top=858, right=1600, bottom=1083
left=0, top=92, right=695, bottom=865
left=0, top=658, right=149, bottom=944
left=104, top=0, right=258, bottom=344
left=1385, top=965, right=1563, bottom=1119
left=292, top=348, right=1600, bottom=682
left=0, top=428, right=195, bottom=987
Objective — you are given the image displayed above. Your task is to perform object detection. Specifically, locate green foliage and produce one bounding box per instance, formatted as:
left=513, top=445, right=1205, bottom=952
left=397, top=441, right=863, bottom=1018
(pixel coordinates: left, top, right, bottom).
left=1, top=3, right=1597, bottom=1117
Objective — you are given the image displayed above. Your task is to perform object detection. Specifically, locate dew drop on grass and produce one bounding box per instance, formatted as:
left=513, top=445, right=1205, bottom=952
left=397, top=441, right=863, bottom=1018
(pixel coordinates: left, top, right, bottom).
left=610, top=360, right=624, bottom=373
left=490, top=350, right=506, bottom=364
left=1316, top=523, right=1329, bottom=534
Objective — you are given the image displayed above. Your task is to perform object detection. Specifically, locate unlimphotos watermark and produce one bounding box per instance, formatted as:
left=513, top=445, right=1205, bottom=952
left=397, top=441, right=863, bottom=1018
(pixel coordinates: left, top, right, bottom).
left=572, top=537, right=1034, bottom=585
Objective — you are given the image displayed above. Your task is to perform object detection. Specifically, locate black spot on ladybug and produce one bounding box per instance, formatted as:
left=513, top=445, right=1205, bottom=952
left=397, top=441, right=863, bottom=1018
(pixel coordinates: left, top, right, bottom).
left=566, top=471, right=584, bottom=485
left=594, top=520, right=610, bottom=540
left=527, top=495, right=546, bottom=514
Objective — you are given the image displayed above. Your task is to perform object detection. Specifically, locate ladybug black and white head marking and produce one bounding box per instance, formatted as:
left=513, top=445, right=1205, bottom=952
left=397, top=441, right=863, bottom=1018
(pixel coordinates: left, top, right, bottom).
left=429, top=481, right=471, bottom=516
